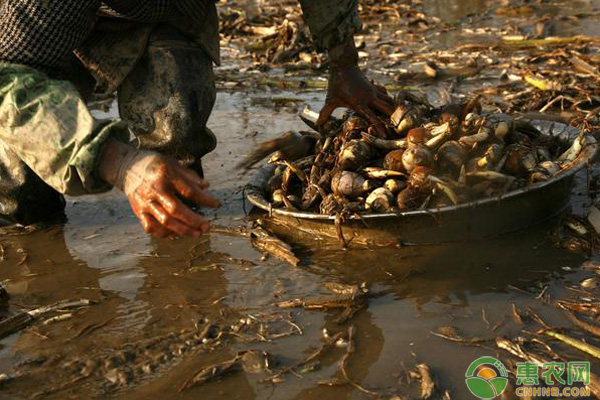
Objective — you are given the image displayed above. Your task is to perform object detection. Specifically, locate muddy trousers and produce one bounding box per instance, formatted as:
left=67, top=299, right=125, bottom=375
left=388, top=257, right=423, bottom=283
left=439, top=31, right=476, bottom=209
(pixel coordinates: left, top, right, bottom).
left=0, top=26, right=217, bottom=225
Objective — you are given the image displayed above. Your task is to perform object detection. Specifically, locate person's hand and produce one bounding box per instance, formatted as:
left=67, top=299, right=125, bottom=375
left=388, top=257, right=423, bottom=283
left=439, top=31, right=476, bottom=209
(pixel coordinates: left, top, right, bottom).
left=97, top=139, right=221, bottom=238
left=318, top=38, right=395, bottom=137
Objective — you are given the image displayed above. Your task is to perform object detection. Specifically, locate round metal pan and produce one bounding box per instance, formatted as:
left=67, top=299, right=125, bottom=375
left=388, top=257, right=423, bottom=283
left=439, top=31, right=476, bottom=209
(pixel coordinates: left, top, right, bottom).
left=245, top=121, right=597, bottom=246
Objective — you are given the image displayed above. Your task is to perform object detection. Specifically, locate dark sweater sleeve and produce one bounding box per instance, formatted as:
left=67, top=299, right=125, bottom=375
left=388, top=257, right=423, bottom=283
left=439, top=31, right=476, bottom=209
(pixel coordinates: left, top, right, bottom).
left=298, top=0, right=361, bottom=52
left=0, top=0, right=100, bottom=73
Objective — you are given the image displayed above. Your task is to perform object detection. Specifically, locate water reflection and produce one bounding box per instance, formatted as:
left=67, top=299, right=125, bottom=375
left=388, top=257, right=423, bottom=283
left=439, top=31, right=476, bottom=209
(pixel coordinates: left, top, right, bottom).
left=422, top=0, right=600, bottom=48
left=269, top=217, right=583, bottom=305
left=424, top=0, right=489, bottom=21
left=262, top=219, right=585, bottom=398
left=65, top=195, right=150, bottom=300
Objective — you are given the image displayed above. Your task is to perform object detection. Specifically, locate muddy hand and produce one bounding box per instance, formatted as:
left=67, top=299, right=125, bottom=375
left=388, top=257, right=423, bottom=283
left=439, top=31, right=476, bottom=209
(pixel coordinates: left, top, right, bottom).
left=318, top=38, right=395, bottom=137
left=98, top=139, right=221, bottom=238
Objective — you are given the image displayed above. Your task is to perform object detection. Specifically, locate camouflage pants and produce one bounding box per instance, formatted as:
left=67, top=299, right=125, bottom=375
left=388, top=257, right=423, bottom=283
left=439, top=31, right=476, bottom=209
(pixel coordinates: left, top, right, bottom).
left=0, top=25, right=217, bottom=225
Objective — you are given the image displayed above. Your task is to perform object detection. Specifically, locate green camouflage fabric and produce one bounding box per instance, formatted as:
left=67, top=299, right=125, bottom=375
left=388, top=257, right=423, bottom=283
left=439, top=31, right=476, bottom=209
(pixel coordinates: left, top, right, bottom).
left=0, top=63, right=130, bottom=196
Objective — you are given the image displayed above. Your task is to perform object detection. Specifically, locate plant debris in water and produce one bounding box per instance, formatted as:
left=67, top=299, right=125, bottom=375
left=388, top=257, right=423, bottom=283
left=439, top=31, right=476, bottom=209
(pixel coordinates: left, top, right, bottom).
left=432, top=263, right=600, bottom=399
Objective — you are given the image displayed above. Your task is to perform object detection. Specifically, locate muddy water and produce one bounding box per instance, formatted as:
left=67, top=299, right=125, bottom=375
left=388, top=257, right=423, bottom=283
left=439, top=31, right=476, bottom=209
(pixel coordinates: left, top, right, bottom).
left=0, top=90, right=595, bottom=400
left=2, top=1, right=600, bottom=399
left=423, top=0, right=600, bottom=47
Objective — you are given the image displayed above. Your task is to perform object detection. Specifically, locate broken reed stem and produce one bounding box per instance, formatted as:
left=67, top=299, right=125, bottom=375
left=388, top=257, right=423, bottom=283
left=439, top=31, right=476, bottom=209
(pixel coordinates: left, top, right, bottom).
left=261, top=331, right=344, bottom=383
left=0, top=299, right=94, bottom=340
left=339, top=325, right=380, bottom=397
left=544, top=330, right=600, bottom=361
left=430, top=331, right=492, bottom=344
left=459, top=35, right=600, bottom=52
left=500, top=35, right=600, bottom=48
left=564, top=309, right=600, bottom=339
left=254, top=77, right=422, bottom=92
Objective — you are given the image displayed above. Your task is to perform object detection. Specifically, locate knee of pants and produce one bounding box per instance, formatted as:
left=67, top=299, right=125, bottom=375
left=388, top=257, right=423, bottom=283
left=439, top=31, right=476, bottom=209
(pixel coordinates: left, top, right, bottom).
left=0, top=143, right=65, bottom=225
left=118, top=26, right=217, bottom=160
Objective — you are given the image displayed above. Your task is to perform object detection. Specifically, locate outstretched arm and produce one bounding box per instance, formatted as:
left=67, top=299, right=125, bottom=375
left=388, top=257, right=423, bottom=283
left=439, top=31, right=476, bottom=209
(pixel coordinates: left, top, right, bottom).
left=298, top=0, right=395, bottom=136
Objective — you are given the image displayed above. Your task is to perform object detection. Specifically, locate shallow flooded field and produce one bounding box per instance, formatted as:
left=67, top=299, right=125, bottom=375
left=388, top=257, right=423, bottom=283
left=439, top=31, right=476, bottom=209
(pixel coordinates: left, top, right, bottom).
left=0, top=89, right=595, bottom=400
left=1, top=0, right=600, bottom=399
